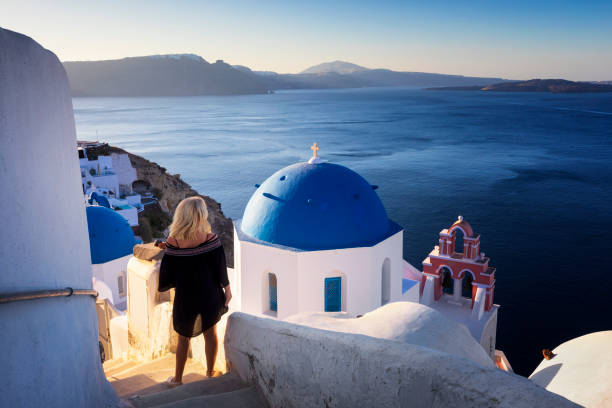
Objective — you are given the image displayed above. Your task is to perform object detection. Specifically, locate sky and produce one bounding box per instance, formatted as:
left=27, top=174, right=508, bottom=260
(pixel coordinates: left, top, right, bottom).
left=1, top=0, right=611, bottom=81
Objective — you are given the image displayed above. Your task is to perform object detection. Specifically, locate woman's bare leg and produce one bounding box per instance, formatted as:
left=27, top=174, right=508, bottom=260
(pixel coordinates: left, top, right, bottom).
left=203, top=325, right=218, bottom=376
left=174, top=334, right=190, bottom=383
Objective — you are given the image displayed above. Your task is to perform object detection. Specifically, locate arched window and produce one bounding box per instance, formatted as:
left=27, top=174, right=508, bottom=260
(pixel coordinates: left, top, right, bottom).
left=324, top=277, right=341, bottom=312
left=462, top=271, right=474, bottom=298
left=381, top=258, right=391, bottom=305
left=268, top=273, right=277, bottom=313
left=453, top=228, right=465, bottom=254
left=440, top=267, right=453, bottom=295
left=117, top=270, right=126, bottom=297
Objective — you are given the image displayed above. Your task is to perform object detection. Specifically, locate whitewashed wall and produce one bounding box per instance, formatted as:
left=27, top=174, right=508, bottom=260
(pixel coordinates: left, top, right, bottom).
left=0, top=28, right=118, bottom=407
left=235, top=227, right=404, bottom=319
left=92, top=255, right=130, bottom=309
left=225, top=312, right=579, bottom=408
left=111, top=153, right=138, bottom=193
left=115, top=206, right=138, bottom=226
left=480, top=308, right=498, bottom=359
left=92, top=174, right=120, bottom=196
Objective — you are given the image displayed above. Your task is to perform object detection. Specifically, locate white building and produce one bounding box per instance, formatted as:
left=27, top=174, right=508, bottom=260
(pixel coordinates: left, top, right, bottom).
left=80, top=151, right=119, bottom=196
left=234, top=147, right=419, bottom=320
left=0, top=27, right=117, bottom=407
left=86, top=205, right=139, bottom=310
left=79, top=145, right=142, bottom=227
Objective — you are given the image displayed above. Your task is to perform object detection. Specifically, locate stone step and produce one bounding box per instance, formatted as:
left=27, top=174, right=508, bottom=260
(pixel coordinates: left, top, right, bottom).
left=128, top=372, right=249, bottom=408
left=109, top=355, right=209, bottom=399
left=105, top=359, right=140, bottom=378
left=103, top=358, right=126, bottom=372
left=109, top=355, right=176, bottom=380
left=152, top=387, right=266, bottom=408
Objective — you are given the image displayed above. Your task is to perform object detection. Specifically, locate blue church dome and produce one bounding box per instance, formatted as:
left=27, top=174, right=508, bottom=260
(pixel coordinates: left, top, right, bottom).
left=86, top=206, right=137, bottom=264
left=241, top=161, right=394, bottom=250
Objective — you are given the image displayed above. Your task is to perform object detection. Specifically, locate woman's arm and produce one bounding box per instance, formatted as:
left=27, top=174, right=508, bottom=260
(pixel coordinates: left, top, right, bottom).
left=216, top=246, right=231, bottom=307
left=158, top=254, right=175, bottom=292
left=223, top=284, right=232, bottom=307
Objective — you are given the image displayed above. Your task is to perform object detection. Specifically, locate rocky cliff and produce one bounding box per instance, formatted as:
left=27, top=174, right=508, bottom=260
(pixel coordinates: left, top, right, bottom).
left=85, top=144, right=234, bottom=267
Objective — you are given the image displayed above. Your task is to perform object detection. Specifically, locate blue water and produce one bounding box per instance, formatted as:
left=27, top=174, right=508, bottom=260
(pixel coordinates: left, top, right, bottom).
left=73, top=88, right=612, bottom=376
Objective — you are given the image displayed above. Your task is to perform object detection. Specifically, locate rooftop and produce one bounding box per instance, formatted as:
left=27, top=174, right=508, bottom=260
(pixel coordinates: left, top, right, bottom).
left=427, top=294, right=499, bottom=344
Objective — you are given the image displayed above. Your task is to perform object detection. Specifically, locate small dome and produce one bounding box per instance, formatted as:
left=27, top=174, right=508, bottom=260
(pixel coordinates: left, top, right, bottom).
left=530, top=331, right=612, bottom=407
left=450, top=215, right=474, bottom=237
left=86, top=206, right=136, bottom=264
left=241, top=161, right=391, bottom=250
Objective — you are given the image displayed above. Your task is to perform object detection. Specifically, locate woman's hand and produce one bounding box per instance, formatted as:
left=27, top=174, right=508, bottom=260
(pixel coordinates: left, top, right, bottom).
left=224, top=285, right=232, bottom=307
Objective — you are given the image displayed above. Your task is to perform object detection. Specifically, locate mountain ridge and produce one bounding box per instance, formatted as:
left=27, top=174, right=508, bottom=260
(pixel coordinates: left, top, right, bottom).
left=63, top=55, right=545, bottom=96
left=63, top=55, right=270, bottom=97
left=300, top=60, right=369, bottom=74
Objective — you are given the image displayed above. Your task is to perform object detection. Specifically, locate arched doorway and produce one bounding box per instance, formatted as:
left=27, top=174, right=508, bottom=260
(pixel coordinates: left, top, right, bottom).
left=440, top=267, right=453, bottom=295
left=132, top=179, right=151, bottom=195
left=462, top=271, right=474, bottom=298
left=381, top=258, right=391, bottom=305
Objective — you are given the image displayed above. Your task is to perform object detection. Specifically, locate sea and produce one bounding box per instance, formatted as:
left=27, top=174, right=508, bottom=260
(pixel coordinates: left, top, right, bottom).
left=73, top=87, right=612, bottom=376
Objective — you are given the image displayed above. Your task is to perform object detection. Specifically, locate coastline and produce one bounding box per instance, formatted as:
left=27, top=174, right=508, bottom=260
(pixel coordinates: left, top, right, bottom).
left=87, top=143, right=235, bottom=267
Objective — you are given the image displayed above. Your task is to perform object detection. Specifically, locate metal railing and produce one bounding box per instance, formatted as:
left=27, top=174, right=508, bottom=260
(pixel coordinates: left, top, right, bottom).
left=0, top=287, right=98, bottom=304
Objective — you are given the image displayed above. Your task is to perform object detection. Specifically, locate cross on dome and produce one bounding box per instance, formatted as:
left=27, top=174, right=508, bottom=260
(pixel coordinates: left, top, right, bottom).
left=308, top=142, right=322, bottom=164
left=311, top=142, right=320, bottom=158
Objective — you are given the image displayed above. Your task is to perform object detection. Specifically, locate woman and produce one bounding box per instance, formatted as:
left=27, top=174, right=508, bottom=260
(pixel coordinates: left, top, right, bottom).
left=157, top=196, right=232, bottom=386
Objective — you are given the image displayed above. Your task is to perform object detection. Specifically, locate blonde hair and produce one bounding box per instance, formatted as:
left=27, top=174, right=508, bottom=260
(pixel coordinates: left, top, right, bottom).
left=169, top=196, right=211, bottom=240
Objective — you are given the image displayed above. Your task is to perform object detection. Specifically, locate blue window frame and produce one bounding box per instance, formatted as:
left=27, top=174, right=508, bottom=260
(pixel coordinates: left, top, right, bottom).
left=269, top=273, right=277, bottom=312
left=324, top=277, right=341, bottom=312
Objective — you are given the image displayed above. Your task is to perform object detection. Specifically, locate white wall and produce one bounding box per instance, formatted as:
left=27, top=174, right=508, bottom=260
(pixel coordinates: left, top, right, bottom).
left=0, top=28, right=117, bottom=407
left=225, top=312, right=578, bottom=408
left=237, top=238, right=298, bottom=319
left=92, top=174, right=120, bottom=196
left=115, top=206, right=138, bottom=226
left=92, top=255, right=130, bottom=309
left=126, top=194, right=142, bottom=207
left=97, top=156, right=114, bottom=174
left=112, top=153, right=138, bottom=193
left=480, top=309, right=498, bottom=360
left=235, top=228, right=404, bottom=319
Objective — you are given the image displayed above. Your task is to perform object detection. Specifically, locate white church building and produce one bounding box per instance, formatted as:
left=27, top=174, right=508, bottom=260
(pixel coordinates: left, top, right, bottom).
left=233, top=145, right=419, bottom=320
left=86, top=205, right=139, bottom=310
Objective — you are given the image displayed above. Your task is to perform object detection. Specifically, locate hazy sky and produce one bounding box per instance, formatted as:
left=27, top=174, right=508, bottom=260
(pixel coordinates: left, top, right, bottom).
left=2, top=0, right=611, bottom=80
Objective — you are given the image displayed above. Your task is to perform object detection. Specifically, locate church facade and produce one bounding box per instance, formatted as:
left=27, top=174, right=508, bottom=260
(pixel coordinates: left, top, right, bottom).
left=233, top=145, right=418, bottom=319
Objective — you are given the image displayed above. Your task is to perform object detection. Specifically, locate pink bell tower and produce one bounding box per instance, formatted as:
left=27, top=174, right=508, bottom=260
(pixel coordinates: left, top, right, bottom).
left=421, top=216, right=495, bottom=314
left=419, top=216, right=500, bottom=360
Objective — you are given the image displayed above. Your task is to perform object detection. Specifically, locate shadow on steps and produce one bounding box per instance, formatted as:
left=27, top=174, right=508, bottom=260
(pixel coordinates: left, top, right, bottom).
left=113, top=372, right=208, bottom=400
left=147, top=387, right=266, bottom=408
left=127, top=372, right=265, bottom=408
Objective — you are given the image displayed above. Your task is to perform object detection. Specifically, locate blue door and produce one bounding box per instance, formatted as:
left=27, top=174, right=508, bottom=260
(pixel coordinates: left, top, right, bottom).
left=269, top=273, right=277, bottom=312
left=324, top=277, right=341, bottom=312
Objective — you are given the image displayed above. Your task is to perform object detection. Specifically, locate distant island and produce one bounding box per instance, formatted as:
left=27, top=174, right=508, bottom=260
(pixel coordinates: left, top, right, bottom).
left=63, top=57, right=612, bottom=97
left=64, top=54, right=269, bottom=97
left=427, top=79, right=612, bottom=93
left=63, top=57, right=509, bottom=97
